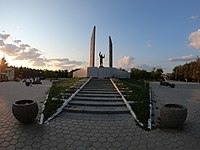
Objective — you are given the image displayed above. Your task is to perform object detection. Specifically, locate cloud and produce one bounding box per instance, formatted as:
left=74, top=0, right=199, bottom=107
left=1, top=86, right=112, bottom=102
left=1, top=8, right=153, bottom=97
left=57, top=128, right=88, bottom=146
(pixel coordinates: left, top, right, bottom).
left=188, top=29, right=200, bottom=49
left=0, top=32, right=88, bottom=70
left=0, top=33, right=10, bottom=40
left=46, top=58, right=87, bottom=70
left=118, top=56, right=157, bottom=71
left=191, top=15, right=199, bottom=20
left=15, top=48, right=42, bottom=60
left=14, top=40, right=21, bottom=44
left=137, top=64, right=155, bottom=71
left=118, top=56, right=136, bottom=70
left=0, top=39, right=5, bottom=46
left=168, top=55, right=196, bottom=62
left=32, top=58, right=46, bottom=66
left=0, top=44, right=20, bottom=55
left=20, top=44, right=30, bottom=50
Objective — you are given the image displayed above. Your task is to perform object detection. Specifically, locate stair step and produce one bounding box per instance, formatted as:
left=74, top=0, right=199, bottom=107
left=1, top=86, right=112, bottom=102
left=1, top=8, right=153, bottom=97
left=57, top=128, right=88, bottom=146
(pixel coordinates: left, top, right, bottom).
left=84, top=86, right=114, bottom=89
left=61, top=78, right=130, bottom=115
left=73, top=96, right=123, bottom=102
left=76, top=93, right=121, bottom=97
left=63, top=106, right=130, bottom=114
left=81, top=88, right=116, bottom=91
left=86, top=84, right=112, bottom=85
left=68, top=100, right=126, bottom=106
left=79, top=91, right=118, bottom=94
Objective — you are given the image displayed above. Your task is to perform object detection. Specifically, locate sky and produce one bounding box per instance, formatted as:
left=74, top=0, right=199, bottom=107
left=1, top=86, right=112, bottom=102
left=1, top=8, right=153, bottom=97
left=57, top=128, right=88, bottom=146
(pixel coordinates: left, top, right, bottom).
left=0, top=0, right=200, bottom=73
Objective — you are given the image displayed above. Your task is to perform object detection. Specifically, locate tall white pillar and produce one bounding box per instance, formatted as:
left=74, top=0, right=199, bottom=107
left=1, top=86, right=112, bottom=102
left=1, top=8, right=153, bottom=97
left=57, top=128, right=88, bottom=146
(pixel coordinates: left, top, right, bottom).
left=90, top=26, right=96, bottom=67
left=109, top=36, right=113, bottom=68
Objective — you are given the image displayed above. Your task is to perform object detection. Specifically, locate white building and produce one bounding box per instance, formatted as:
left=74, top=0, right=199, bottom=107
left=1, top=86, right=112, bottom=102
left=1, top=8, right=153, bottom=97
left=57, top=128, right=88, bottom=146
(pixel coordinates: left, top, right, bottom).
left=0, top=67, right=15, bottom=81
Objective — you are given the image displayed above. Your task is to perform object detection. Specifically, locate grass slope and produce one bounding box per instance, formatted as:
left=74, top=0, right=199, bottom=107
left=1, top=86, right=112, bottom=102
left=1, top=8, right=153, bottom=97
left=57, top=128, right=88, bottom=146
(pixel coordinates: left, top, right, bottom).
left=43, top=78, right=81, bottom=121
left=119, top=79, right=150, bottom=129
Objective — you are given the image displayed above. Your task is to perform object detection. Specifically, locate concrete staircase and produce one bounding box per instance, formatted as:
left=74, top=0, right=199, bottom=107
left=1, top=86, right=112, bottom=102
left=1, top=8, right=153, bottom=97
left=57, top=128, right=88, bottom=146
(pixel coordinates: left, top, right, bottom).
left=63, top=78, right=130, bottom=114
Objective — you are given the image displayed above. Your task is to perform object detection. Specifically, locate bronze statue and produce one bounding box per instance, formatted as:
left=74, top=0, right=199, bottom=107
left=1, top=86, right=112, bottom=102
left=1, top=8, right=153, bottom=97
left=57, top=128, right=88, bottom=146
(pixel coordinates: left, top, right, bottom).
left=99, top=52, right=105, bottom=67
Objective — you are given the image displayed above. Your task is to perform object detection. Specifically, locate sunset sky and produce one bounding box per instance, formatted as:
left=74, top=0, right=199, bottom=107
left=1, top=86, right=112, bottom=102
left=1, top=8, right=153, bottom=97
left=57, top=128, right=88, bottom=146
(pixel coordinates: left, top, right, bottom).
left=0, top=0, right=200, bottom=72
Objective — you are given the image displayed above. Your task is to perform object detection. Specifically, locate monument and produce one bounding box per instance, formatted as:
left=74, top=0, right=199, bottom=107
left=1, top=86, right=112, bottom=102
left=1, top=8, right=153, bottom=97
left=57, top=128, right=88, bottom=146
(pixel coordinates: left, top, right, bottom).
left=73, top=26, right=130, bottom=79
left=90, top=26, right=96, bottom=67
left=99, top=52, right=105, bottom=67
left=109, top=36, right=113, bottom=68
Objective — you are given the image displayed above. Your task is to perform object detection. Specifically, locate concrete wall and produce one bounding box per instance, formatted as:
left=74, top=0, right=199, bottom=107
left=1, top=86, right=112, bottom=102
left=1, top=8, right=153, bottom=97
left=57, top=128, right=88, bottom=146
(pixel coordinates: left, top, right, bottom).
left=112, top=68, right=130, bottom=78
left=73, top=67, right=130, bottom=79
left=73, top=68, right=88, bottom=78
left=89, top=67, right=130, bottom=79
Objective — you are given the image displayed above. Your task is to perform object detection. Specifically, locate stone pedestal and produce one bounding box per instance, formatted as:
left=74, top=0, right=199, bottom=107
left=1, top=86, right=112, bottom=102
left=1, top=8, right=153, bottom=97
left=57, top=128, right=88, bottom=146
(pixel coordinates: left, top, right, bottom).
left=73, top=67, right=130, bottom=79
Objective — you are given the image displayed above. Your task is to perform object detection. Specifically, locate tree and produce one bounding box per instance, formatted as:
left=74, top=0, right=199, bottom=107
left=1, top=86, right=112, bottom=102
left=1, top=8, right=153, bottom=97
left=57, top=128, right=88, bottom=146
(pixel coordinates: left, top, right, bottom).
left=155, top=69, right=163, bottom=79
left=0, top=56, right=8, bottom=73
left=171, top=58, right=200, bottom=82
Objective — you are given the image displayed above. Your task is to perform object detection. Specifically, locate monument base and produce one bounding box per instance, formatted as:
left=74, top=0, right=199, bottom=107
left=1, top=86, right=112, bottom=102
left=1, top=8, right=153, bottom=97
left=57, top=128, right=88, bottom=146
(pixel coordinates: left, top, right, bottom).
left=73, top=67, right=130, bottom=79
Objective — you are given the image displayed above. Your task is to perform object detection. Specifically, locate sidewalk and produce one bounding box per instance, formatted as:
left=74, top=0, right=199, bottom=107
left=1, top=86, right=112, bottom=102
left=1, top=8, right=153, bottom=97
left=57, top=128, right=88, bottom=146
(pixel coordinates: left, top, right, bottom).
left=0, top=81, right=199, bottom=149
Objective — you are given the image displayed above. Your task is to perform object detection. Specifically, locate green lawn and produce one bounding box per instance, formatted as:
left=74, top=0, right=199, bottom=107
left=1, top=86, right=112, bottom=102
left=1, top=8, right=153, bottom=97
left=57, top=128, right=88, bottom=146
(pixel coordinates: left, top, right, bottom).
left=116, top=79, right=151, bottom=129
left=42, top=78, right=82, bottom=122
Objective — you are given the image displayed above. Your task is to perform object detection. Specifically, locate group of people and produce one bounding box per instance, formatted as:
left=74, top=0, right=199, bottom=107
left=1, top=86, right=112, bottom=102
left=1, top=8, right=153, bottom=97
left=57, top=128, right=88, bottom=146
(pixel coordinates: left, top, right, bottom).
left=23, top=77, right=41, bottom=86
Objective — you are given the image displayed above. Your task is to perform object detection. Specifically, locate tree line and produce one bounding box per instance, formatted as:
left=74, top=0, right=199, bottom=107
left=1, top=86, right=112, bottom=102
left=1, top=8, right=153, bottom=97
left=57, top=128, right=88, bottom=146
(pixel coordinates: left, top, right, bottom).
left=1, top=56, right=165, bottom=80
left=130, top=68, right=163, bottom=80
left=14, top=67, right=70, bottom=79
left=170, top=58, right=200, bottom=82
left=0, top=56, right=77, bottom=79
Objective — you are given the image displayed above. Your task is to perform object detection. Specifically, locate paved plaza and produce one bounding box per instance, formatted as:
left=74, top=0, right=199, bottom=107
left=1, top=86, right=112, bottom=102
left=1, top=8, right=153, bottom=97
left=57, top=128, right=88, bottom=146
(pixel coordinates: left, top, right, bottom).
left=0, top=80, right=200, bottom=149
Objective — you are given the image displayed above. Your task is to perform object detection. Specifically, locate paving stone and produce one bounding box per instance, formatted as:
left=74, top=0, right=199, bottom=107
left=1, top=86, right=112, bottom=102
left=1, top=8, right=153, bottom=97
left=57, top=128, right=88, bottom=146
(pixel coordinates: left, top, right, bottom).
left=65, top=139, right=73, bottom=145
left=137, top=145, right=147, bottom=150
left=112, top=141, right=122, bottom=148
left=16, top=142, right=24, bottom=148
left=56, top=137, right=65, bottom=143
left=93, top=142, right=102, bottom=148
left=76, top=145, right=87, bottom=150
left=89, top=137, right=98, bottom=142
left=107, top=137, right=115, bottom=142
left=74, top=140, right=83, bottom=146
left=124, top=136, right=132, bottom=142
left=147, top=143, right=156, bottom=149
left=49, top=141, right=57, bottom=147
left=80, top=136, right=89, bottom=142
left=87, top=147, right=96, bottom=150
left=102, top=133, right=110, bottom=138
left=4, top=137, right=13, bottom=142
left=0, top=80, right=200, bottom=150
left=24, top=140, right=33, bottom=146
left=41, top=139, right=49, bottom=145
left=22, top=145, right=32, bottom=150
left=49, top=147, right=59, bottom=150
left=6, top=145, right=15, bottom=150
left=97, top=137, right=106, bottom=143
left=93, top=133, right=102, bottom=138
left=57, top=143, right=66, bottom=149
left=102, top=141, right=112, bottom=148
left=49, top=131, right=56, bottom=136
left=71, top=135, right=80, bottom=140
left=40, top=145, right=50, bottom=150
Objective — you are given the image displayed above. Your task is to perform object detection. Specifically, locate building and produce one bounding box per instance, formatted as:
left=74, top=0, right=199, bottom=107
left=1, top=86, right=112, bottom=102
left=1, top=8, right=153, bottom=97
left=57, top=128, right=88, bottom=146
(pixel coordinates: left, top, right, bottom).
left=0, top=67, right=15, bottom=81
